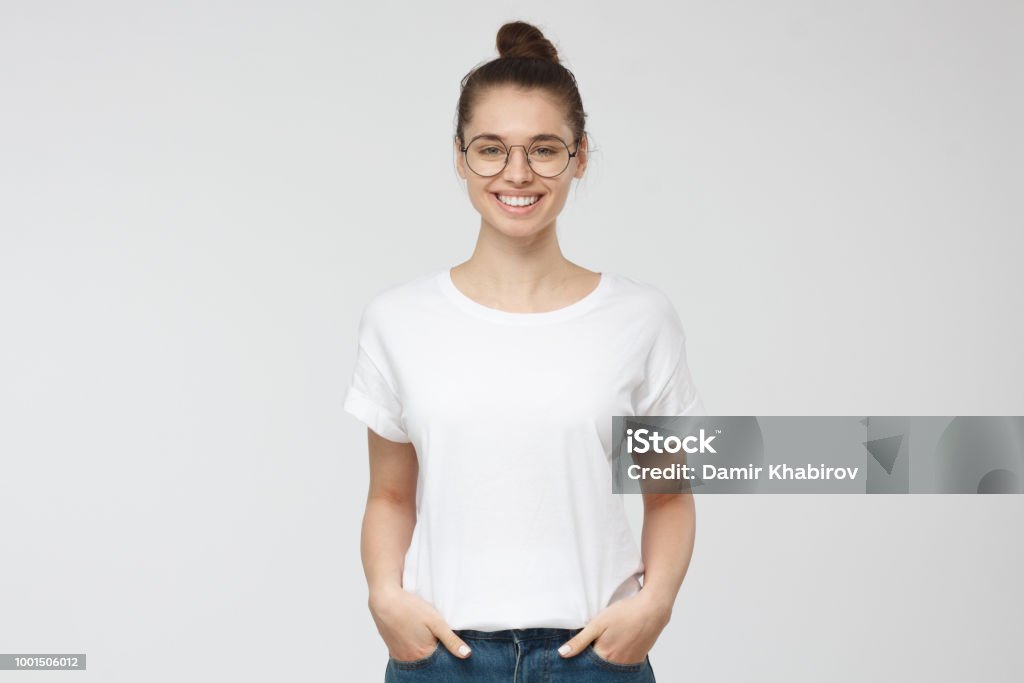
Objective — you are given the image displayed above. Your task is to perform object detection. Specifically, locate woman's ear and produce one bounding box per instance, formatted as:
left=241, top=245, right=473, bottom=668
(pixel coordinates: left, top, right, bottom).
left=454, top=139, right=467, bottom=180
left=573, top=133, right=589, bottom=179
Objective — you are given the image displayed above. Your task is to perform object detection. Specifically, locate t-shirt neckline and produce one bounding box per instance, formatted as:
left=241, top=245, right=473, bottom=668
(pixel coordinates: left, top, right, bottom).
left=436, top=267, right=612, bottom=325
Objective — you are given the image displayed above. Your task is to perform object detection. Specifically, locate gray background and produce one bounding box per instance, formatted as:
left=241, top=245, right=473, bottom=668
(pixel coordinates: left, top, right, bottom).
left=1, top=1, right=1021, bottom=681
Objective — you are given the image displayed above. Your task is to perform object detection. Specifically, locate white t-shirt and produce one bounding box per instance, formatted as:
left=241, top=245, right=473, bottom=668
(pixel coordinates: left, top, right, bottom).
left=343, top=267, right=706, bottom=631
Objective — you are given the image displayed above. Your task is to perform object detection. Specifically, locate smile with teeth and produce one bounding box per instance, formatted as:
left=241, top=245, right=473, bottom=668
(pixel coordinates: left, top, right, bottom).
left=496, top=194, right=541, bottom=207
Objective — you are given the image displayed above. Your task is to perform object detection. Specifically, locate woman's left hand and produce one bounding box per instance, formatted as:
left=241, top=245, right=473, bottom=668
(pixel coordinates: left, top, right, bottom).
left=557, top=589, right=673, bottom=665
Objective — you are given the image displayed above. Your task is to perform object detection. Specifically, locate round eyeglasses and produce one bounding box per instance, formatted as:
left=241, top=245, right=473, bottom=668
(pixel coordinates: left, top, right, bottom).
left=460, top=135, right=580, bottom=178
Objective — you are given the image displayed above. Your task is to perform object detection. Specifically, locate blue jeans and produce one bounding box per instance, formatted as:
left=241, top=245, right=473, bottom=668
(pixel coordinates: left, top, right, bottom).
left=384, top=627, right=656, bottom=682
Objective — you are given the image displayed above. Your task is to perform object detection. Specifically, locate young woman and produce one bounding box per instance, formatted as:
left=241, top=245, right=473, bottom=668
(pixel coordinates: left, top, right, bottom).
left=344, top=21, right=705, bottom=682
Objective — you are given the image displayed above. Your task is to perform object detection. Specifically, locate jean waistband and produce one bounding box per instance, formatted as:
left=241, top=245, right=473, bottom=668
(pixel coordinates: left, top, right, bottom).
left=455, top=627, right=583, bottom=641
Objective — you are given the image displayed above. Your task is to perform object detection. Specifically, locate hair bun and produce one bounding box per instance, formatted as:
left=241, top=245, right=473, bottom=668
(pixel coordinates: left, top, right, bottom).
left=496, top=21, right=560, bottom=62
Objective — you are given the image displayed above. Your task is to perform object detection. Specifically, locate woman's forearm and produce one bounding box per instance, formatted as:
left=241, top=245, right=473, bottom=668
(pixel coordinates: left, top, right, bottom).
left=362, top=494, right=416, bottom=597
left=638, top=493, right=696, bottom=614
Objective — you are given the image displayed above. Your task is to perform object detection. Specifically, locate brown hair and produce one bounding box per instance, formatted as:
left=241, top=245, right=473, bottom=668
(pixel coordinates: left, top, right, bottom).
left=454, top=21, right=588, bottom=153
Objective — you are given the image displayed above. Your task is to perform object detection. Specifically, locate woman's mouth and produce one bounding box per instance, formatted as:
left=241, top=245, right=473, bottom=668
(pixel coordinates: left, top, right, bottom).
left=492, top=192, right=544, bottom=215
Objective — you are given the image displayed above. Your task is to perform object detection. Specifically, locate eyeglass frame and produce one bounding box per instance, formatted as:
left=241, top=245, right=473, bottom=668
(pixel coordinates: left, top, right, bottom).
left=458, top=133, right=583, bottom=178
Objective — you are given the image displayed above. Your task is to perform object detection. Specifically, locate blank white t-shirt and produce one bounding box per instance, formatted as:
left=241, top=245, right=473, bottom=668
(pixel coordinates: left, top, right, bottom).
left=343, top=267, right=705, bottom=630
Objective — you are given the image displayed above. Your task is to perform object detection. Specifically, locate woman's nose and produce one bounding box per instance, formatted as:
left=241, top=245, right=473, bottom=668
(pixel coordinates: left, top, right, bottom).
left=503, top=146, right=534, bottom=180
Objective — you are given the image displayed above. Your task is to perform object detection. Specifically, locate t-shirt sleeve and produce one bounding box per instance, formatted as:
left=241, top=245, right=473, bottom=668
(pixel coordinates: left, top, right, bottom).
left=343, top=304, right=412, bottom=443
left=632, top=293, right=707, bottom=417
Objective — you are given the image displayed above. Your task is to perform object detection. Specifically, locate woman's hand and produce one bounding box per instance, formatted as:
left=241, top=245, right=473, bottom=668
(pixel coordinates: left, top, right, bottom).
left=557, top=589, right=672, bottom=665
left=368, top=584, right=473, bottom=661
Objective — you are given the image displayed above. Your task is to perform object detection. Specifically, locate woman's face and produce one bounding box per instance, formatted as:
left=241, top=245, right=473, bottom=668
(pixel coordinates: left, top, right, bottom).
left=455, top=85, right=587, bottom=238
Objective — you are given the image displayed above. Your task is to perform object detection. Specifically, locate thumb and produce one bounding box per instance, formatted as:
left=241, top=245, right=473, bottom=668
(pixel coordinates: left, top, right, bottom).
left=558, top=625, right=599, bottom=658
left=433, top=624, right=473, bottom=659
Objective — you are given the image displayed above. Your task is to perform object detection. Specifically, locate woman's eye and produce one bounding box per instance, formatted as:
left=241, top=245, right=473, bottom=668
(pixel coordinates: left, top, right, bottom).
left=532, top=147, right=555, bottom=157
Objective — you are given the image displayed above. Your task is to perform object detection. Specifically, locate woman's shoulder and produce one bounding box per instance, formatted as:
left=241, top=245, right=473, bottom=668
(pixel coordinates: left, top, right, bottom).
left=604, top=270, right=681, bottom=319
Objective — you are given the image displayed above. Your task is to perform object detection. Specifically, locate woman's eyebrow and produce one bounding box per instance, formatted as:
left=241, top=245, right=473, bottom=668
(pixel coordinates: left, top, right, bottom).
left=475, top=133, right=564, bottom=141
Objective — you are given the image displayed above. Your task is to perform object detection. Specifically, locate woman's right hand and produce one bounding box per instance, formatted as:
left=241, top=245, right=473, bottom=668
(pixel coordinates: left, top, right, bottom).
left=368, top=584, right=472, bottom=661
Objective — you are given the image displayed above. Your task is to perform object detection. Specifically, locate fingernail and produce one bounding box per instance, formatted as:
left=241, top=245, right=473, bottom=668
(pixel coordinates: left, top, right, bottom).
left=458, top=644, right=471, bottom=656
left=558, top=644, right=570, bottom=656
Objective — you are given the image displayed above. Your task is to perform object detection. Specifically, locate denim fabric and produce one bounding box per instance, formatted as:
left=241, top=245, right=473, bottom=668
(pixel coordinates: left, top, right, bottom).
left=385, top=627, right=656, bottom=682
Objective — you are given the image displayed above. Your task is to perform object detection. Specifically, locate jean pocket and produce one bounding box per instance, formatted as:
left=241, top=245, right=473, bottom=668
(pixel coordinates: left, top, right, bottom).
left=389, top=639, right=442, bottom=670
left=584, top=643, right=647, bottom=672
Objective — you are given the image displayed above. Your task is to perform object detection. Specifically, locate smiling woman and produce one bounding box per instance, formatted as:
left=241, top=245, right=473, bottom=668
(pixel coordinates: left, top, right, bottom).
left=450, top=26, right=590, bottom=242
left=453, top=78, right=584, bottom=234
left=345, top=19, right=705, bottom=683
